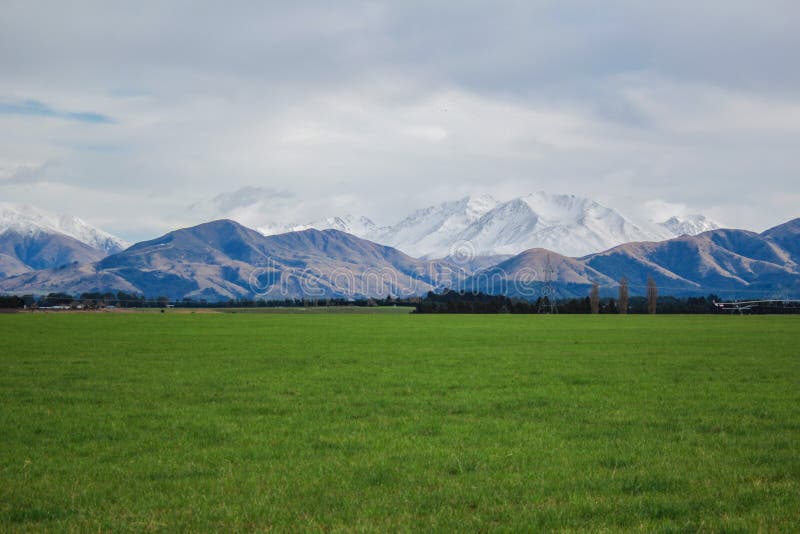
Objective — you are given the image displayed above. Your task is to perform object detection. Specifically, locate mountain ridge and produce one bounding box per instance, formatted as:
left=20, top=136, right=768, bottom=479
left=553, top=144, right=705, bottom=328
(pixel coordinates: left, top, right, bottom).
left=0, top=217, right=796, bottom=301
left=0, top=230, right=106, bottom=278
left=0, top=220, right=464, bottom=300
left=467, top=224, right=800, bottom=298
left=255, top=192, right=721, bottom=258
left=0, top=202, right=129, bottom=254
left=0, top=202, right=130, bottom=277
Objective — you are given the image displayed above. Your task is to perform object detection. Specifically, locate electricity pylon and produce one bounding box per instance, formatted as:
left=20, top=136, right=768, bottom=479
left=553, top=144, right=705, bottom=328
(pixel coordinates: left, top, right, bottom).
left=538, top=255, right=559, bottom=314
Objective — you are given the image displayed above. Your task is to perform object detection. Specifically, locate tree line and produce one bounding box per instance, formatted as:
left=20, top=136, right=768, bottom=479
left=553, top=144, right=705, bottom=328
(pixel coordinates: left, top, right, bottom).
left=410, top=289, right=727, bottom=314
left=1, top=281, right=797, bottom=314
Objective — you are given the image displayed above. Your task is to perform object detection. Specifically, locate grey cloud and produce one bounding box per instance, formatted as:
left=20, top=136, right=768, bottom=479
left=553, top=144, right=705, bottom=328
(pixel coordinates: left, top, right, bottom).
left=3, top=2, right=793, bottom=95
left=0, top=160, right=58, bottom=186
left=210, top=187, right=294, bottom=214
left=0, top=1, right=797, bottom=236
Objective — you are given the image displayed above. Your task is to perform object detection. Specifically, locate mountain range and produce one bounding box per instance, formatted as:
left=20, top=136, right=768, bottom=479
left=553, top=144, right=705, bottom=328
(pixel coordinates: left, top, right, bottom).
left=466, top=219, right=800, bottom=299
left=0, top=203, right=129, bottom=278
left=0, top=197, right=795, bottom=301
left=257, top=192, right=720, bottom=258
left=0, top=216, right=797, bottom=301
left=0, top=220, right=462, bottom=300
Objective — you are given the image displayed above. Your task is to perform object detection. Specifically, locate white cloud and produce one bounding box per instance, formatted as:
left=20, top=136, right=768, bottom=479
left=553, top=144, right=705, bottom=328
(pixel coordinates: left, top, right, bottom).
left=0, top=1, right=798, bottom=239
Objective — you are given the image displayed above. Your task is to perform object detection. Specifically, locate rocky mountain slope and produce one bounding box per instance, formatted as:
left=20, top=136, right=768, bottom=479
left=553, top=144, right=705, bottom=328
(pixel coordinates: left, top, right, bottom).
left=0, top=220, right=463, bottom=300
left=2, top=217, right=796, bottom=301
left=0, top=203, right=129, bottom=254
left=0, top=203, right=129, bottom=277
left=0, top=230, right=106, bottom=278
left=464, top=219, right=800, bottom=298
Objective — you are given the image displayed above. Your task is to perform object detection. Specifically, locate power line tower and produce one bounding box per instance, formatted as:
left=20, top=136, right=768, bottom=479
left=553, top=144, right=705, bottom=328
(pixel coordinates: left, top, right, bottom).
left=538, top=255, right=559, bottom=314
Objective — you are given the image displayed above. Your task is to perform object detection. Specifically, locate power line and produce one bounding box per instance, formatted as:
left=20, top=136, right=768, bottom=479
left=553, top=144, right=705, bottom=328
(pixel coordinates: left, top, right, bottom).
left=537, top=255, right=559, bottom=314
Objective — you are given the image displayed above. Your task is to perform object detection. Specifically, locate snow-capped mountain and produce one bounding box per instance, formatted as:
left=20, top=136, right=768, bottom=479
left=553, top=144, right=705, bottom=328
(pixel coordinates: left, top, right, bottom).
left=3, top=217, right=798, bottom=300
left=205, top=190, right=723, bottom=259
left=436, top=192, right=670, bottom=258
left=368, top=194, right=498, bottom=257
left=658, top=214, right=721, bottom=236
left=358, top=192, right=682, bottom=258
left=256, top=195, right=502, bottom=256
left=462, top=220, right=800, bottom=299
left=0, top=202, right=129, bottom=254
left=0, top=220, right=461, bottom=300
left=260, top=215, right=378, bottom=238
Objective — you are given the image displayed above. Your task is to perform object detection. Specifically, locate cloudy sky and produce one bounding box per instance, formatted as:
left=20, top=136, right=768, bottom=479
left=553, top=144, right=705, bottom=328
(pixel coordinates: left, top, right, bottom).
left=1, top=1, right=798, bottom=241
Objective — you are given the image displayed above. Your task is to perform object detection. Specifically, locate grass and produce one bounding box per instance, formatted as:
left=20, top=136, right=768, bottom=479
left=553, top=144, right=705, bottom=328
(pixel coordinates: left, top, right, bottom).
left=83, top=305, right=416, bottom=315
left=215, top=306, right=416, bottom=314
left=0, top=313, right=798, bottom=531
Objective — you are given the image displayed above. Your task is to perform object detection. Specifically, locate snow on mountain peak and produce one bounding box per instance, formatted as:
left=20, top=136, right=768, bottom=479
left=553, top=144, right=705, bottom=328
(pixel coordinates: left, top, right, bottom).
left=354, top=192, right=719, bottom=258
left=658, top=214, right=721, bottom=236
left=443, top=192, right=661, bottom=257
left=521, top=192, right=599, bottom=221
left=0, top=202, right=129, bottom=254
left=365, top=194, right=500, bottom=258
left=295, top=214, right=377, bottom=235
left=259, top=214, right=377, bottom=237
left=211, top=190, right=723, bottom=259
left=462, top=193, right=498, bottom=216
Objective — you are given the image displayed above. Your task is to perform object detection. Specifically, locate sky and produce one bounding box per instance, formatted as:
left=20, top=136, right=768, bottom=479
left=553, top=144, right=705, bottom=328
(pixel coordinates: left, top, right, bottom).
left=0, top=1, right=798, bottom=242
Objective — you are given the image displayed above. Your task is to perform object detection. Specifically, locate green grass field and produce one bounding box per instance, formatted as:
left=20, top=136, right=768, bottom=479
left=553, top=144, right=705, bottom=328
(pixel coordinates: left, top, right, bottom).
left=215, top=306, right=416, bottom=314
left=1, top=314, right=798, bottom=531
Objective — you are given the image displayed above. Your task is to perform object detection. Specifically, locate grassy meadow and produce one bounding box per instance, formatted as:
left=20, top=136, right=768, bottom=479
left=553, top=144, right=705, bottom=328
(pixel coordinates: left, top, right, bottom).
left=1, top=313, right=798, bottom=531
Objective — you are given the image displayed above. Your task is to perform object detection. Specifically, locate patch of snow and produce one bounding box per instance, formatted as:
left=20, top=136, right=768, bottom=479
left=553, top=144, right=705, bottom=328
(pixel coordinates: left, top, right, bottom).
left=0, top=202, right=129, bottom=254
